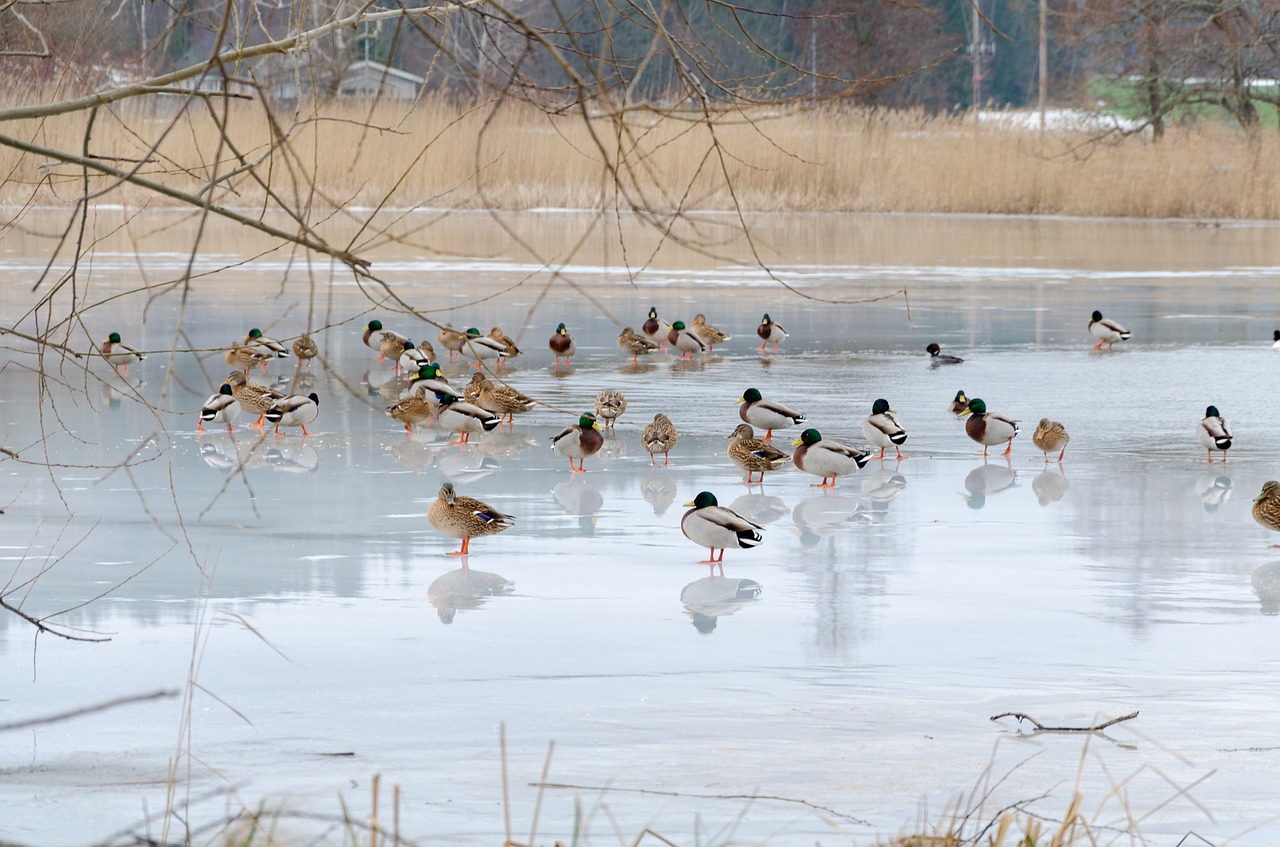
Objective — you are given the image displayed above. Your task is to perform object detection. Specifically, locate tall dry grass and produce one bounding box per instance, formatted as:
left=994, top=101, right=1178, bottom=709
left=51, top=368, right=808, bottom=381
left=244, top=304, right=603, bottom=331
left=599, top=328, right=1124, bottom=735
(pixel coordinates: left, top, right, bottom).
left=4, top=90, right=1280, bottom=219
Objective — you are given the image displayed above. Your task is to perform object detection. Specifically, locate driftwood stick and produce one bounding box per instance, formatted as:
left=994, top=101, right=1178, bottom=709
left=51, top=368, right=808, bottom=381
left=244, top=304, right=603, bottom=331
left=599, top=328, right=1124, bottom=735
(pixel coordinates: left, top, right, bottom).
left=990, top=711, right=1139, bottom=732
left=0, top=688, right=178, bottom=732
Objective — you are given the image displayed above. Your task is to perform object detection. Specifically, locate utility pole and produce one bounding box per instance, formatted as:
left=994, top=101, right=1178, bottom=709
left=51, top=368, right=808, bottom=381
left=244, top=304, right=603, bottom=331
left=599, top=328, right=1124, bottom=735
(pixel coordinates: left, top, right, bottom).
left=1038, top=0, right=1048, bottom=135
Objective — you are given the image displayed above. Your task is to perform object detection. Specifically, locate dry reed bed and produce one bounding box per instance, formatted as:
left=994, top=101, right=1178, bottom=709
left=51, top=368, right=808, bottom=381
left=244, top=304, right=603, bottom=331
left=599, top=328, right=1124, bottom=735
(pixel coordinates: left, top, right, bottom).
left=3, top=95, right=1279, bottom=218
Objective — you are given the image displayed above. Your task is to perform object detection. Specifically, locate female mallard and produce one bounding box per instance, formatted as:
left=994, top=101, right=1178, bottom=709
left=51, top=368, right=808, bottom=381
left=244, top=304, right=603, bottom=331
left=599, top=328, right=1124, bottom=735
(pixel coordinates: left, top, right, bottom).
left=594, top=389, right=627, bottom=431
left=101, top=332, right=145, bottom=373
left=438, top=323, right=466, bottom=359
left=791, top=428, right=870, bottom=488
left=1032, top=418, right=1070, bottom=463
left=691, top=314, right=730, bottom=351
left=961, top=397, right=1019, bottom=457
left=756, top=313, right=788, bottom=352
left=292, top=333, right=319, bottom=365
left=488, top=326, right=521, bottom=359
left=641, top=413, right=678, bottom=465
left=462, top=328, right=508, bottom=370
left=245, top=328, right=290, bottom=361
left=436, top=393, right=501, bottom=444
left=379, top=332, right=408, bottom=364
left=737, top=387, right=805, bottom=440
left=642, top=306, right=665, bottom=348
left=224, top=343, right=273, bottom=376
left=667, top=320, right=706, bottom=360
left=549, top=322, right=575, bottom=366
left=409, top=363, right=464, bottom=403
left=225, top=370, right=286, bottom=428
left=926, top=342, right=963, bottom=365
left=618, top=326, right=659, bottom=363
left=862, top=398, right=908, bottom=460
left=1252, top=481, right=1280, bottom=540
left=949, top=390, right=970, bottom=415
left=397, top=341, right=431, bottom=374
left=428, top=482, right=516, bottom=556
left=198, top=383, right=239, bottom=433
left=363, top=320, right=408, bottom=354
left=1197, top=405, right=1233, bottom=462
left=551, top=413, right=604, bottom=473
left=386, top=394, right=433, bottom=433
left=681, top=491, right=763, bottom=570
left=1089, top=310, right=1131, bottom=350
left=265, top=392, right=319, bottom=436
left=727, top=423, right=791, bottom=483
left=470, top=374, right=537, bottom=423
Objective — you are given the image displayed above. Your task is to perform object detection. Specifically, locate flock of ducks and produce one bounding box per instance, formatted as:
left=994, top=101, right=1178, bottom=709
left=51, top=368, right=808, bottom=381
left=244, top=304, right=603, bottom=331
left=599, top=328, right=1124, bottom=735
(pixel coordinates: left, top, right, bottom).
left=97, top=305, right=1280, bottom=566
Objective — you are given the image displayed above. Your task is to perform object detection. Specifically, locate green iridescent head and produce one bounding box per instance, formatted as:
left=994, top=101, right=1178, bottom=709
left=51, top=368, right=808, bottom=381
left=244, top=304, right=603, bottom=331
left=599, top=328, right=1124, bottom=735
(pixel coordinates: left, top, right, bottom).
left=686, top=491, right=719, bottom=508
left=966, top=397, right=987, bottom=415
left=871, top=398, right=891, bottom=415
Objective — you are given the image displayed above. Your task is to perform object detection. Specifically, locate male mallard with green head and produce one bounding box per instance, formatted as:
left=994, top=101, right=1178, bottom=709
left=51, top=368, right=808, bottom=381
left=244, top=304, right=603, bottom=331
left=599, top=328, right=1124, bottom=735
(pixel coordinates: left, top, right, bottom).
left=791, top=428, right=871, bottom=488
left=265, top=393, right=319, bottom=436
left=549, top=322, right=575, bottom=366
left=961, top=397, right=1019, bottom=457
left=862, top=398, right=908, bottom=460
left=436, top=393, right=502, bottom=444
left=101, top=332, right=145, bottom=374
left=1088, top=310, right=1131, bottom=350
left=667, top=320, right=706, bottom=360
left=737, top=387, right=805, bottom=440
left=756, top=313, right=788, bottom=351
left=681, top=491, right=763, bottom=572
left=551, top=413, right=604, bottom=473
left=462, top=327, right=508, bottom=370
left=245, top=328, right=290, bottom=361
left=727, top=423, right=791, bottom=483
left=428, top=482, right=516, bottom=556
left=949, top=390, right=969, bottom=415
left=397, top=341, right=431, bottom=374
left=1197, top=405, right=1232, bottom=462
left=642, top=306, right=665, bottom=348
left=363, top=319, right=408, bottom=355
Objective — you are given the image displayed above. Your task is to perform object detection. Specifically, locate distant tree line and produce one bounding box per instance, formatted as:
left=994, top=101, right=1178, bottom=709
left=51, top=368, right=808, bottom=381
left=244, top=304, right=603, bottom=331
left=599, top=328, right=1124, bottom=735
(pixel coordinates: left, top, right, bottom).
left=4, top=0, right=1280, bottom=134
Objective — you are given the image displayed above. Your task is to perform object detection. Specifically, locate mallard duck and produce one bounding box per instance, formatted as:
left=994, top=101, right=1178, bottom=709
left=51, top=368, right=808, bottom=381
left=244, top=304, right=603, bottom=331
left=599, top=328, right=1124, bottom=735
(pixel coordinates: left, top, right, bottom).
left=245, top=328, right=290, bottom=360
left=756, top=313, right=788, bottom=351
left=225, top=370, right=287, bottom=428
left=737, top=387, right=805, bottom=440
left=224, top=343, right=274, bottom=376
left=1273, top=330, right=1280, bottom=350
left=594, top=389, right=627, bottom=431
left=488, top=326, right=521, bottom=359
left=642, top=307, right=665, bottom=348
left=727, top=424, right=791, bottom=483
left=618, top=326, right=659, bottom=363
left=1252, top=481, right=1280, bottom=540
left=949, top=390, right=970, bottom=415
left=926, top=342, right=963, bottom=365
left=862, top=398, right=908, bottom=460
left=379, top=332, right=408, bottom=364
left=264, top=392, right=319, bottom=436
left=667, top=320, right=706, bottom=360
left=427, top=482, right=516, bottom=556
left=198, top=383, right=239, bottom=433
left=101, top=332, right=145, bottom=373
left=397, top=341, right=431, bottom=374
left=641, top=413, right=678, bottom=465
left=363, top=319, right=408, bottom=354
left=691, top=314, right=730, bottom=351
left=1032, top=418, right=1070, bottom=463
left=1089, top=310, right=1131, bottom=350
left=681, top=491, right=763, bottom=570
left=409, top=363, right=463, bottom=403
left=791, top=428, right=871, bottom=488
left=470, top=374, right=537, bottom=423
left=961, top=397, right=1019, bottom=457
left=386, top=394, right=433, bottom=432
left=292, top=333, right=319, bottom=365
left=436, top=393, right=501, bottom=444
left=1197, top=405, right=1233, bottom=462
left=549, top=322, right=575, bottom=366
left=438, top=322, right=467, bottom=359
left=462, top=327, right=508, bottom=370
left=551, top=413, right=604, bottom=473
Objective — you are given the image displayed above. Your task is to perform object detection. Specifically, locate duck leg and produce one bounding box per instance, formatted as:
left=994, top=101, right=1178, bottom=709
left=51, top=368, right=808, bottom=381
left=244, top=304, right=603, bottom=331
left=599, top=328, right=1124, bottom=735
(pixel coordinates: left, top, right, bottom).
left=448, top=537, right=472, bottom=557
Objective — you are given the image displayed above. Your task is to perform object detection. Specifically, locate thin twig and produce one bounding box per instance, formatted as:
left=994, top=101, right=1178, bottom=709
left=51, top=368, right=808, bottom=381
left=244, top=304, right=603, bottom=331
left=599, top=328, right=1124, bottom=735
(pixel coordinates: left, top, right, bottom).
left=0, top=688, right=178, bottom=731
left=990, top=711, right=1140, bottom=733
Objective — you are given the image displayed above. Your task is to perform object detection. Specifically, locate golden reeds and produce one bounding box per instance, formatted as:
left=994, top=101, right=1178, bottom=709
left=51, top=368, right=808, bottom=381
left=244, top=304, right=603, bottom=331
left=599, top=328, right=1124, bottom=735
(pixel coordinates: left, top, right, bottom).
left=4, top=90, right=1280, bottom=219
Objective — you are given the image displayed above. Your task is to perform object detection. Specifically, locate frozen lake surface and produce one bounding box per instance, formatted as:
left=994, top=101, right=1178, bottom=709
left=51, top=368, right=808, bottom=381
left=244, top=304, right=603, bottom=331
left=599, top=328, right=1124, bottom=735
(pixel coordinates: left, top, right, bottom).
left=3, top=210, right=1280, bottom=845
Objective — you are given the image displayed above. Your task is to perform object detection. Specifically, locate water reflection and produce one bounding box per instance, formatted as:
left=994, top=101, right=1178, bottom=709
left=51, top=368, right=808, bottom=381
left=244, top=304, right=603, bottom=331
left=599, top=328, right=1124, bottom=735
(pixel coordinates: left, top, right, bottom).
left=640, top=469, right=676, bottom=515
left=1031, top=467, right=1069, bottom=506
left=1251, top=560, right=1280, bottom=615
left=792, top=495, right=867, bottom=545
left=680, top=575, right=762, bottom=634
left=437, top=449, right=501, bottom=484
left=552, top=476, right=603, bottom=532
left=472, top=431, right=539, bottom=461
left=860, top=466, right=907, bottom=508
left=387, top=437, right=439, bottom=473
left=1193, top=473, right=1233, bottom=513
left=427, top=561, right=515, bottom=624
left=265, top=441, right=319, bottom=474
left=728, top=492, right=789, bottom=525
left=962, top=460, right=1018, bottom=509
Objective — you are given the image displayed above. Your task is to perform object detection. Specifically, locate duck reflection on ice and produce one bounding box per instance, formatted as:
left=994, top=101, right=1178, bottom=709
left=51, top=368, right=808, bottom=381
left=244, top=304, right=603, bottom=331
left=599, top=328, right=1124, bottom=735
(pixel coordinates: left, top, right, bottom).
left=471, top=431, right=538, bottom=461
left=1031, top=466, right=1069, bottom=506
left=553, top=475, right=603, bottom=536
left=681, top=575, right=762, bottom=634
left=640, top=469, right=676, bottom=515
left=1193, top=473, right=1233, bottom=513
left=265, top=441, right=319, bottom=474
left=729, top=492, right=789, bottom=526
left=428, top=560, right=515, bottom=624
left=962, top=459, right=1017, bottom=509
left=437, top=449, right=501, bottom=485
left=792, top=495, right=868, bottom=545
left=860, top=466, right=907, bottom=508
left=1251, top=561, right=1280, bottom=615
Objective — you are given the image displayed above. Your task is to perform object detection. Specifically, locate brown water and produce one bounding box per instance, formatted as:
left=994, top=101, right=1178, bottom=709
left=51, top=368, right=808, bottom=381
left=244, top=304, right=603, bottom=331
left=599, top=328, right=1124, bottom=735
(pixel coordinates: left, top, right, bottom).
left=3, top=208, right=1280, bottom=845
